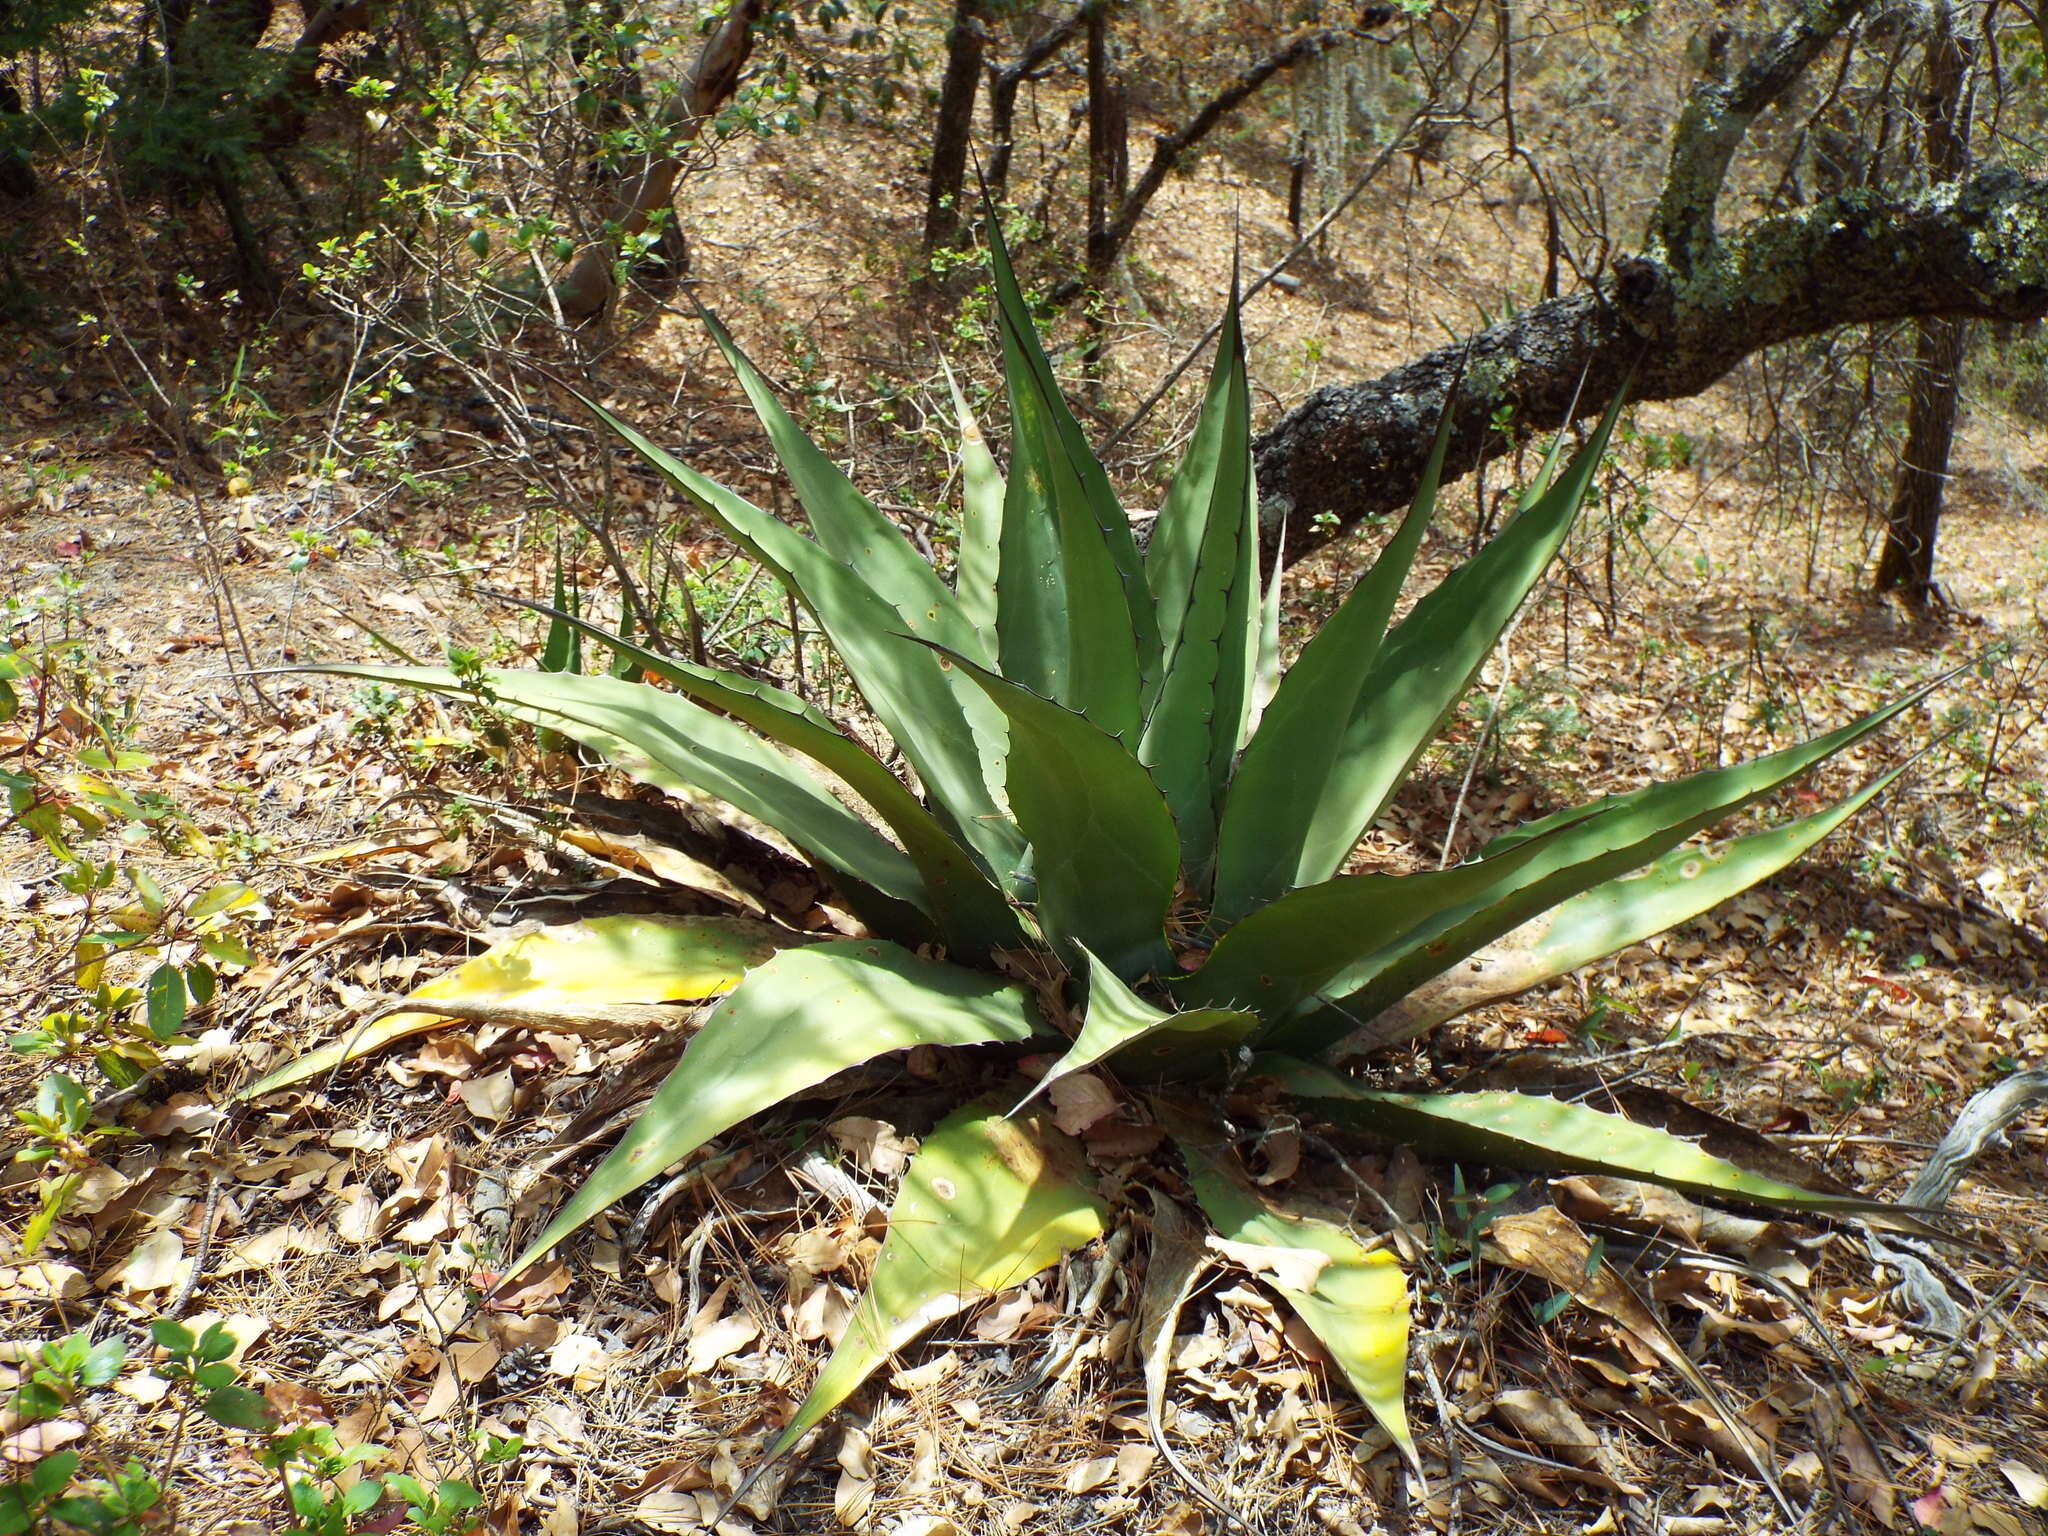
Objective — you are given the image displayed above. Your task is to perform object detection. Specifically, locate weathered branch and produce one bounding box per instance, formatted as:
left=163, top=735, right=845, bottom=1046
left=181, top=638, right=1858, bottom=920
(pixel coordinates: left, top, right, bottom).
left=1254, top=168, right=2048, bottom=569
left=1047, top=17, right=1393, bottom=308
left=1647, top=0, right=1877, bottom=273
left=554, top=0, right=772, bottom=325
left=985, top=2, right=1090, bottom=200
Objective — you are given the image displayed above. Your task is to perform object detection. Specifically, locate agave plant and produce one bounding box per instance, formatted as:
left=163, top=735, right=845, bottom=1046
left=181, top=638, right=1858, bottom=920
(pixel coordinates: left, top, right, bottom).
left=252, top=221, right=1933, bottom=1483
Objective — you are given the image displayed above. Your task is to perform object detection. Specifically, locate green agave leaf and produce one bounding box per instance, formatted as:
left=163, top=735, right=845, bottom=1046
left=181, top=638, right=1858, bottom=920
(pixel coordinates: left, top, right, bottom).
left=502, top=940, right=1045, bottom=1283
left=237, top=915, right=791, bottom=1100
left=540, top=547, right=579, bottom=675
left=590, top=401, right=1027, bottom=887
left=1249, top=512, right=1285, bottom=736
left=1213, top=392, right=1459, bottom=923
left=1262, top=1055, right=1899, bottom=1214
left=1330, top=769, right=1902, bottom=1054
left=1267, top=390, right=1630, bottom=910
left=1181, top=818, right=1575, bottom=1021
left=985, top=212, right=1153, bottom=739
left=934, top=646, right=1180, bottom=980
left=304, top=664, right=933, bottom=931
left=765, top=1100, right=1108, bottom=1463
left=945, top=361, right=1004, bottom=649
left=1175, top=1117, right=1414, bottom=1466
left=1273, top=683, right=1939, bottom=1055
left=1138, top=283, right=1260, bottom=889
left=697, top=307, right=994, bottom=670
left=496, top=596, right=1022, bottom=958
left=1018, top=948, right=1256, bottom=1108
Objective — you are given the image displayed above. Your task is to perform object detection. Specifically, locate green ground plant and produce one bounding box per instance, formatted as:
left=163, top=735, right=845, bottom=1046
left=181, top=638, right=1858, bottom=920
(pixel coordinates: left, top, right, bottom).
left=250, top=216, right=1936, bottom=1490
left=3, top=638, right=266, bottom=1254
left=0, top=1319, right=514, bottom=1535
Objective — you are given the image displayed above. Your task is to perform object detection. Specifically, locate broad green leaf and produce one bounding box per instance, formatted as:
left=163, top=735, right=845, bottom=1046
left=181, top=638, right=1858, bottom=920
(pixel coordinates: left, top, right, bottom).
left=1272, top=683, right=1937, bottom=1055
left=1018, top=948, right=1256, bottom=1108
left=502, top=941, right=1045, bottom=1282
left=766, top=1101, right=1107, bottom=1462
left=1327, top=770, right=1901, bottom=1054
left=1262, top=1056, right=1899, bottom=1213
left=985, top=213, right=1152, bottom=739
left=1266, top=391, right=1629, bottom=909
left=1176, top=1120, right=1413, bottom=1465
left=305, top=664, right=933, bottom=930
left=494, top=598, right=1022, bottom=958
left=944, top=361, right=1004, bottom=649
left=237, top=915, right=792, bottom=1100
left=1139, top=286, right=1260, bottom=889
left=1213, top=393, right=1458, bottom=922
left=698, top=307, right=994, bottom=670
left=590, top=402, right=1027, bottom=886
left=1248, top=513, right=1284, bottom=738
left=936, top=648, right=1179, bottom=980
left=144, top=964, right=187, bottom=1040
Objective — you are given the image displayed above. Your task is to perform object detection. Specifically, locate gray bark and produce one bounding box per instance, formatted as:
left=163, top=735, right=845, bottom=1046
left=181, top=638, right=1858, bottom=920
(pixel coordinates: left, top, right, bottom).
left=1254, top=168, right=2048, bottom=569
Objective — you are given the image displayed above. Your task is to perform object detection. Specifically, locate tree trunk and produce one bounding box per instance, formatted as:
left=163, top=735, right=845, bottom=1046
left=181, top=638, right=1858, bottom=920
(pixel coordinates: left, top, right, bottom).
left=1875, top=316, right=1965, bottom=602
left=553, top=0, right=771, bottom=326
left=1083, top=2, right=1124, bottom=289
left=923, top=0, right=990, bottom=253
left=1045, top=17, right=1389, bottom=310
left=1873, top=0, right=1974, bottom=605
left=0, top=76, right=33, bottom=201
left=985, top=3, right=1088, bottom=203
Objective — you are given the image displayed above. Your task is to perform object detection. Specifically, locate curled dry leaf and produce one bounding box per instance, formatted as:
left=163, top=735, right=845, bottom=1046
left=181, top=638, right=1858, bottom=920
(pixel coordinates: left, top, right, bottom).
left=1492, top=1389, right=1601, bottom=1468
left=1063, top=1455, right=1119, bottom=1495
left=0, top=1417, right=84, bottom=1465
left=2001, top=1460, right=2048, bottom=1508
left=1552, top=1174, right=1702, bottom=1244
left=1048, top=1071, right=1120, bottom=1136
left=1205, top=1234, right=1332, bottom=1294
left=827, top=1116, right=916, bottom=1177
left=459, top=1068, right=517, bottom=1122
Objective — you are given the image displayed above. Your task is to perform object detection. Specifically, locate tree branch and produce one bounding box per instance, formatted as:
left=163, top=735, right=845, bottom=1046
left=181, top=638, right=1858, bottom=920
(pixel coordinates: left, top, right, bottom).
left=1254, top=167, right=2048, bottom=568
left=1647, top=0, right=1877, bottom=273
left=1047, top=16, right=1393, bottom=308
left=554, top=0, right=772, bottom=324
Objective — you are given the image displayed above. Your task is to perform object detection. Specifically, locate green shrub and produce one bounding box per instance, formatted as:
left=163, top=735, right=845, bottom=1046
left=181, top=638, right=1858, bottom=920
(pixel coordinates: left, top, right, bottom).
left=254, top=215, right=1929, bottom=1485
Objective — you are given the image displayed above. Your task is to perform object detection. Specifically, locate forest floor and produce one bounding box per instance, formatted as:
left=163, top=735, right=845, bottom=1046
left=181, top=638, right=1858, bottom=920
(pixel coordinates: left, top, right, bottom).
left=7, top=105, right=2048, bottom=1536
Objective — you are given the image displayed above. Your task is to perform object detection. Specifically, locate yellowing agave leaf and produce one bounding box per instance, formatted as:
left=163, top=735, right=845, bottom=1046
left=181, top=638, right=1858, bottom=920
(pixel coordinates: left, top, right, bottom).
left=765, top=1101, right=1108, bottom=1464
left=505, top=941, right=1047, bottom=1285
left=1175, top=1121, right=1414, bottom=1469
left=239, top=915, right=794, bottom=1100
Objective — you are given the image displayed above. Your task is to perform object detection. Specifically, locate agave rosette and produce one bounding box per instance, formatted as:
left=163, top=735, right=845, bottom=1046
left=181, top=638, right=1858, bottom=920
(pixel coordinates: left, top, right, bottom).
left=255, top=219, right=1933, bottom=1477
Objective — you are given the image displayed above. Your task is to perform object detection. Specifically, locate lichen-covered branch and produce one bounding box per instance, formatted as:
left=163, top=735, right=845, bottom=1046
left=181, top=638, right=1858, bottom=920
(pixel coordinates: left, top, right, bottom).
left=1253, top=168, right=2048, bottom=569
left=1646, top=0, right=1878, bottom=273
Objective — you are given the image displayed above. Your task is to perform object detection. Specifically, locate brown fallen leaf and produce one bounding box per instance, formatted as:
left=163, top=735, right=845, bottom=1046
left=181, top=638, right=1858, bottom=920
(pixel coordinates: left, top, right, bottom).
left=827, top=1116, right=916, bottom=1177
left=0, top=1418, right=84, bottom=1465
left=1485, top=1207, right=1786, bottom=1510
left=1811, top=1385, right=1897, bottom=1528
left=1492, top=1388, right=1601, bottom=1468
left=1049, top=1072, right=1119, bottom=1136
left=1205, top=1235, right=1332, bottom=1294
